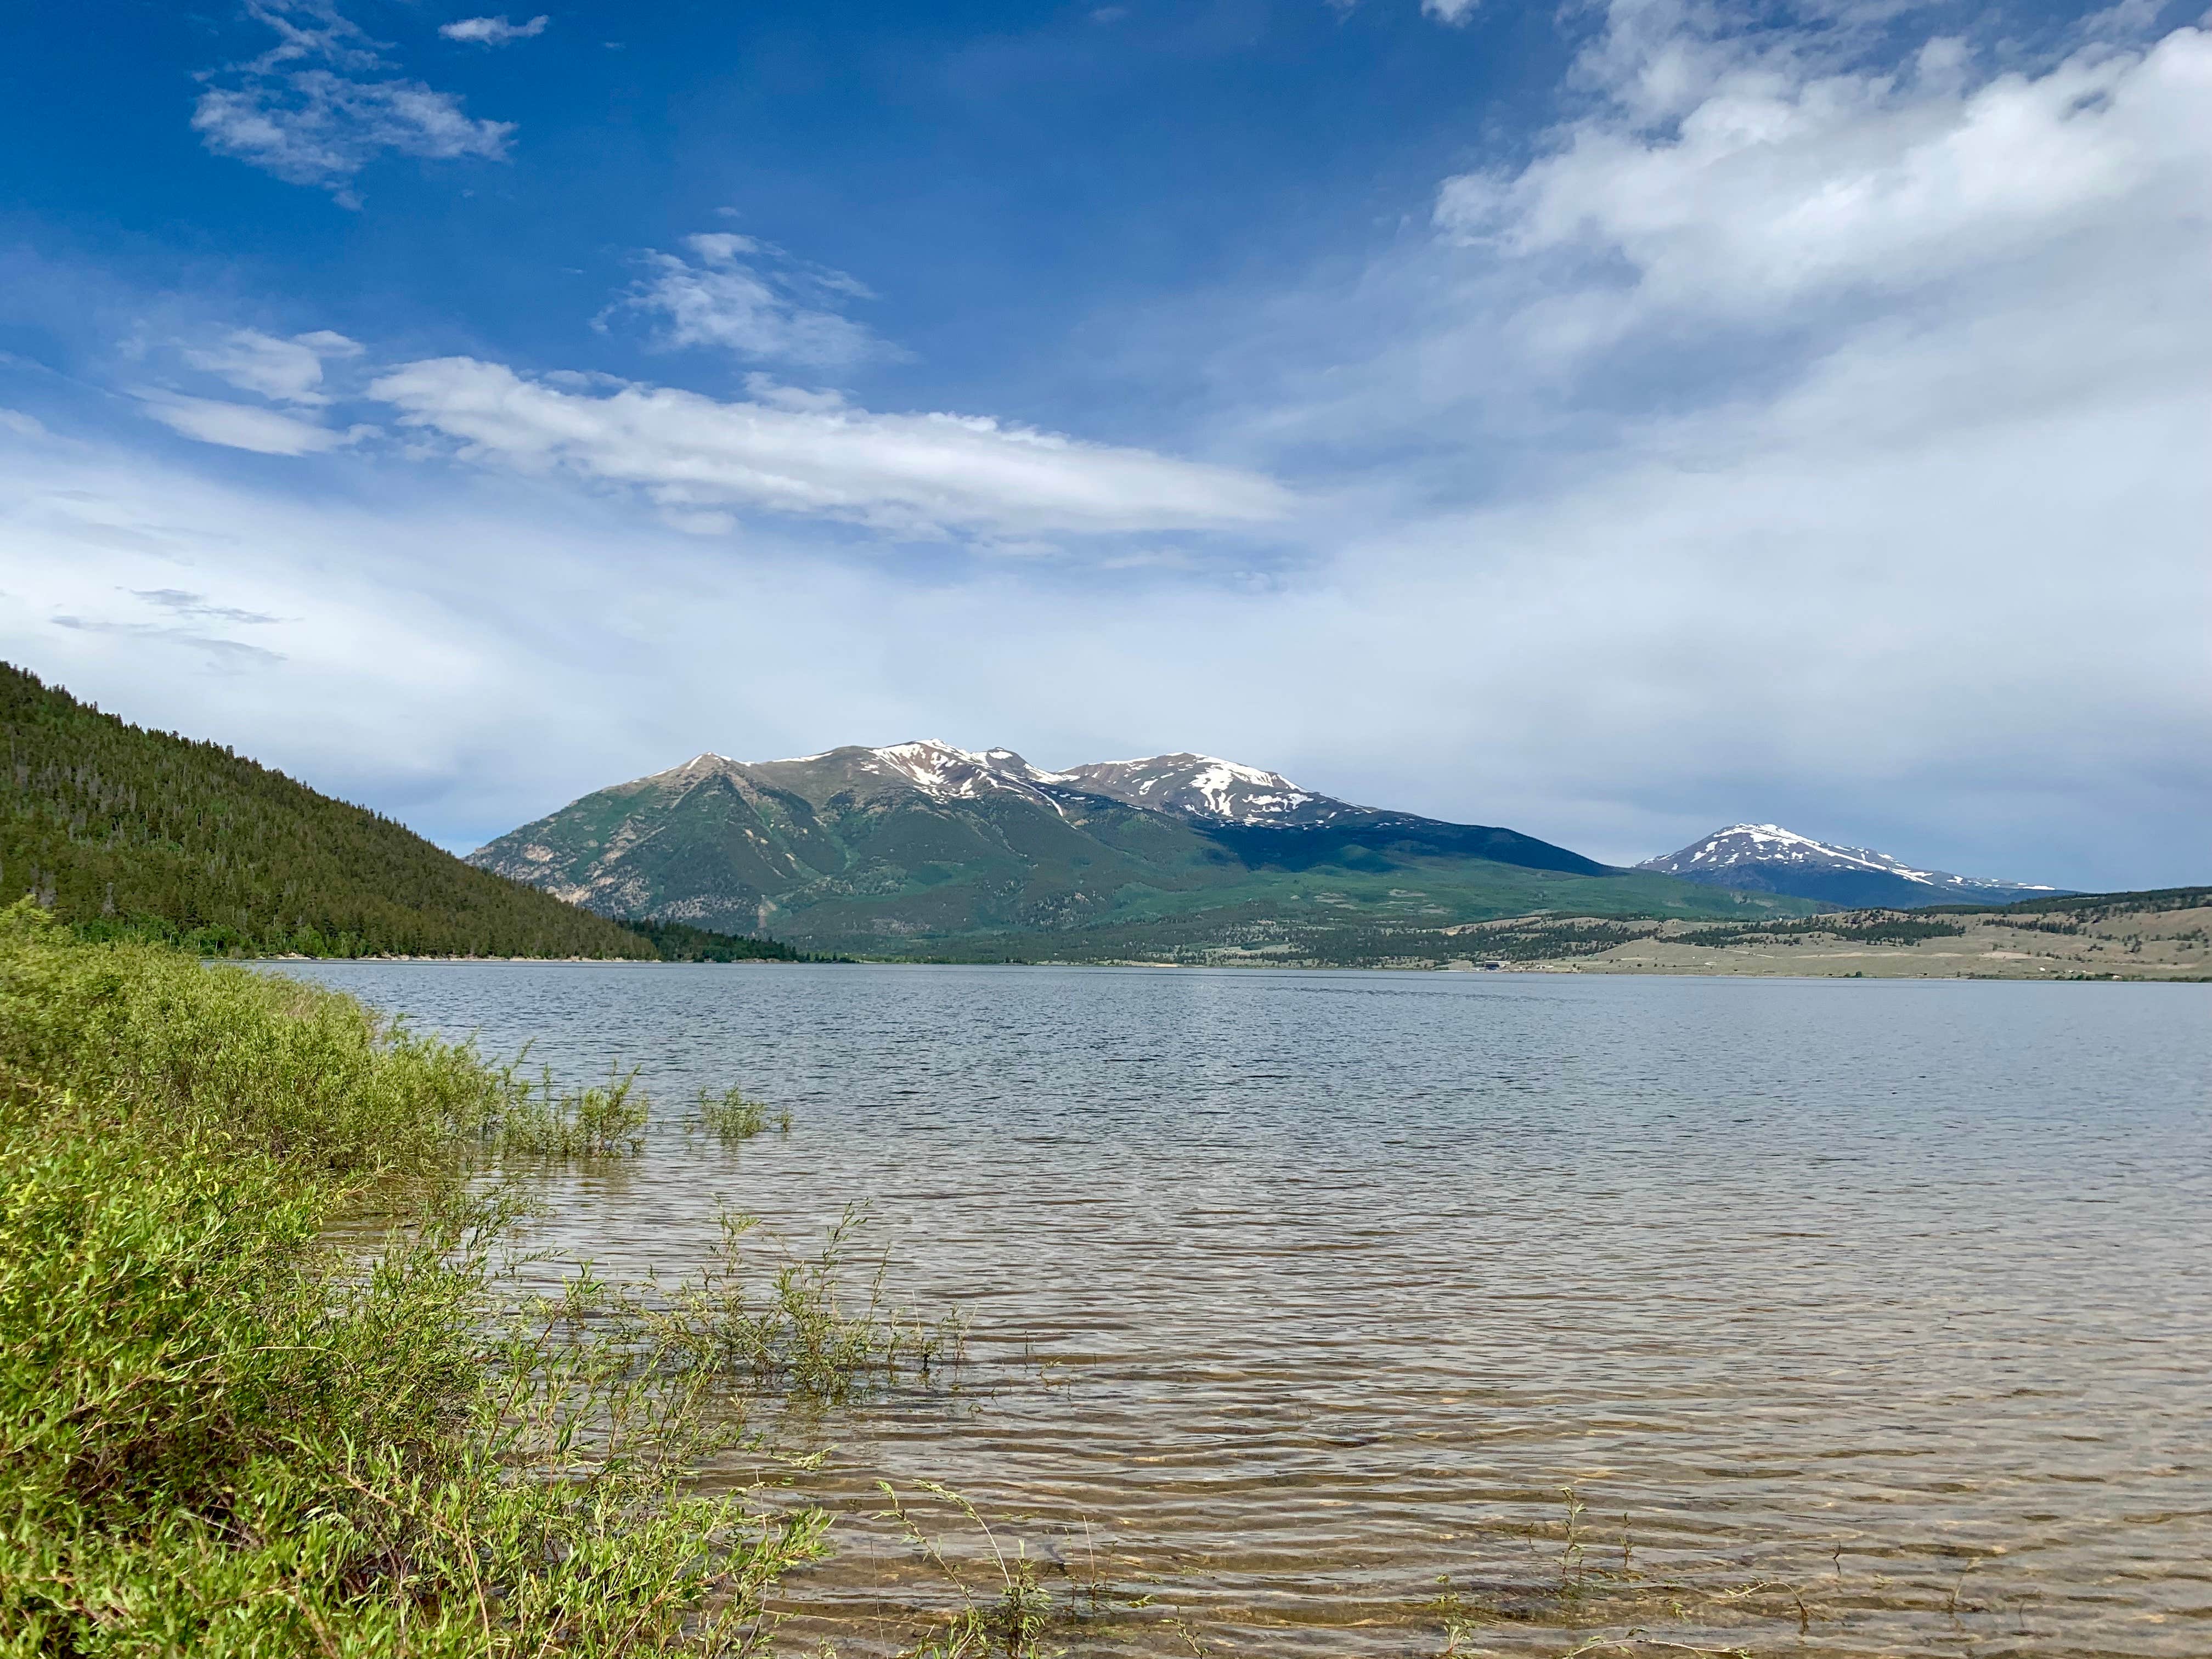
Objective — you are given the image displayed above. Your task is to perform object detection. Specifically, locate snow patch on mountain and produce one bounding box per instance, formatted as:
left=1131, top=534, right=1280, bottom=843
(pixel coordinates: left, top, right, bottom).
left=862, top=740, right=1070, bottom=813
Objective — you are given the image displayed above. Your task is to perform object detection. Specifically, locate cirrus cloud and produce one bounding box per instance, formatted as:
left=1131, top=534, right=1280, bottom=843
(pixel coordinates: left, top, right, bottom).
left=605, top=233, right=898, bottom=370
left=193, top=1, right=516, bottom=201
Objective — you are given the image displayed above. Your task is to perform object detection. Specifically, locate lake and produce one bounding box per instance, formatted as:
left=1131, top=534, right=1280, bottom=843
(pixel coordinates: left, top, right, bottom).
left=267, top=961, right=2211, bottom=1657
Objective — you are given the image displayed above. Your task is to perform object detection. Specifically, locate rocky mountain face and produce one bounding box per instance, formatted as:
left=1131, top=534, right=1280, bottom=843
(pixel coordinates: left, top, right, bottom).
left=1056, top=753, right=1358, bottom=826
left=1637, top=823, right=2068, bottom=910
left=469, top=741, right=1796, bottom=954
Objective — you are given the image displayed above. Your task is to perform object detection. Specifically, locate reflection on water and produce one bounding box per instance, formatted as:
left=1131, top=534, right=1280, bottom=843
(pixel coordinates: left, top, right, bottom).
left=268, top=961, right=2211, bottom=1656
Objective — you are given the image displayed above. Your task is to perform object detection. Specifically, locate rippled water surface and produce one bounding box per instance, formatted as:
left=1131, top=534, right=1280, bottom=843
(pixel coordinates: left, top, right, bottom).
left=273, top=962, right=2211, bottom=1657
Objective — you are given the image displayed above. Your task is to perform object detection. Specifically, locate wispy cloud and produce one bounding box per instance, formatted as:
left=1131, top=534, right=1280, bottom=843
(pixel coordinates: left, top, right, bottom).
left=439, top=15, right=550, bottom=46
left=53, top=589, right=287, bottom=670
left=180, top=328, right=362, bottom=405
left=194, top=1, right=515, bottom=202
left=132, top=588, right=287, bottom=626
left=134, top=390, right=350, bottom=455
left=605, top=233, right=898, bottom=371
left=52, top=616, right=285, bottom=669
left=366, top=355, right=1295, bottom=538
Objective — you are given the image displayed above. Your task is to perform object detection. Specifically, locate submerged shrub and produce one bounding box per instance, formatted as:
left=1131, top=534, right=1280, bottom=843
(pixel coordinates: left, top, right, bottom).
left=691, top=1085, right=790, bottom=1145
left=493, top=1064, right=653, bottom=1158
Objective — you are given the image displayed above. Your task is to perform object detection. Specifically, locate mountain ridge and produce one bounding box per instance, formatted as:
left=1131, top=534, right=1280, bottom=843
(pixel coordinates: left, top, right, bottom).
left=470, top=740, right=1808, bottom=955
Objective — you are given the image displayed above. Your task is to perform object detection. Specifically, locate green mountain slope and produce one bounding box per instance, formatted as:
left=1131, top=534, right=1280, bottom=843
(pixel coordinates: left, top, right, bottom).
left=2, top=662, right=656, bottom=959
left=471, top=742, right=1816, bottom=959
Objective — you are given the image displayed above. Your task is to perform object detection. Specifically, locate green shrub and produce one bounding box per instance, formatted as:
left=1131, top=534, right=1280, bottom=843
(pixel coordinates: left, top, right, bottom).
left=492, top=1065, right=653, bottom=1159
left=0, top=904, right=828, bottom=1656
left=691, top=1086, right=789, bottom=1146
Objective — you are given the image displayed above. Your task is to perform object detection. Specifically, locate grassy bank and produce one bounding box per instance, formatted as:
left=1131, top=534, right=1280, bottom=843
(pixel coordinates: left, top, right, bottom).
left=0, top=901, right=848, bottom=1656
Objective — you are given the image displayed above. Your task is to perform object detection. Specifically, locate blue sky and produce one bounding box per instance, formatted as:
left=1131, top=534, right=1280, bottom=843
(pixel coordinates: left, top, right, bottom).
left=3, top=0, right=2206, bottom=886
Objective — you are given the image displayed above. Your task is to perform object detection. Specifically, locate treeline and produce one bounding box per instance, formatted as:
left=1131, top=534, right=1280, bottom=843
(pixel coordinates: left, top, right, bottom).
left=1925, top=885, right=2211, bottom=921
left=1, top=662, right=795, bottom=962
left=619, top=917, right=812, bottom=962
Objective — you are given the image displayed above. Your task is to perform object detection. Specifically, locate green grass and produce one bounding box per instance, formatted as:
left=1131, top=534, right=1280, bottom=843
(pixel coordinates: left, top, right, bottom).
left=0, top=900, right=886, bottom=1656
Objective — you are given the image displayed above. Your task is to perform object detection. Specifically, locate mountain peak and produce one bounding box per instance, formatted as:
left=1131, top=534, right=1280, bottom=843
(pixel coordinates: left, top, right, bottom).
left=1666, top=823, right=1933, bottom=880
left=1058, top=752, right=1356, bottom=826
left=655, top=752, right=743, bottom=781
left=1638, top=823, right=2064, bottom=909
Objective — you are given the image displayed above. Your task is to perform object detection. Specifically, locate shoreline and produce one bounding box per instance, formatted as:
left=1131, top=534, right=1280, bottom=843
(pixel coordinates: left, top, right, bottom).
left=256, top=952, right=2210, bottom=982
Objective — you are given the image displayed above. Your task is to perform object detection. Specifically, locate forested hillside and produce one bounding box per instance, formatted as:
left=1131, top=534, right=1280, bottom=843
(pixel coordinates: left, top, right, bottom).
left=1, top=663, right=656, bottom=958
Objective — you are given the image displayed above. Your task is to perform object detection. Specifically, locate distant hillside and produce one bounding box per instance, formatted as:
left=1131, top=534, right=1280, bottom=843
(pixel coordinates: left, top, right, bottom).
left=1, top=662, right=656, bottom=959
left=1638, top=822, right=2069, bottom=910
left=1445, top=886, right=2210, bottom=980
left=471, top=740, right=1815, bottom=959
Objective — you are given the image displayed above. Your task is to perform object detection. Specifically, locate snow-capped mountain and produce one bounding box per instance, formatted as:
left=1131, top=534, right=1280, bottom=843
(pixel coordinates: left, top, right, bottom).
left=1057, top=752, right=1366, bottom=826
left=1638, top=823, right=2068, bottom=910
left=467, top=738, right=1623, bottom=944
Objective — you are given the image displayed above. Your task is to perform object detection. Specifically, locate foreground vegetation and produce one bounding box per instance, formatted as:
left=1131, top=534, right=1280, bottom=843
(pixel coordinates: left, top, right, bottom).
left=0, top=903, right=934, bottom=1656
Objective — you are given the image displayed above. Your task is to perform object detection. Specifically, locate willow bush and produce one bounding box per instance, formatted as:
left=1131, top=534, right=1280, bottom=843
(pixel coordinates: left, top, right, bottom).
left=0, top=904, right=828, bottom=1657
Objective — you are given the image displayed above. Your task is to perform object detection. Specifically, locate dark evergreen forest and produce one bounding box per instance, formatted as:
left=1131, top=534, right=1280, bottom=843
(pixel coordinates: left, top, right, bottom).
left=1, top=662, right=666, bottom=959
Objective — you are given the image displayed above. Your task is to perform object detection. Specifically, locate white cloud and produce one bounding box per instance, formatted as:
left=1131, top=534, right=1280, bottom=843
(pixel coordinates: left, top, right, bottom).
left=181, top=328, right=363, bottom=405
left=194, top=2, right=515, bottom=198
left=439, top=15, right=549, bottom=45
left=1423, top=0, right=1479, bottom=23
left=135, top=391, right=349, bottom=455
left=194, top=74, right=514, bottom=192
left=366, top=356, right=1294, bottom=537
left=607, top=233, right=895, bottom=370
left=1434, top=20, right=2212, bottom=328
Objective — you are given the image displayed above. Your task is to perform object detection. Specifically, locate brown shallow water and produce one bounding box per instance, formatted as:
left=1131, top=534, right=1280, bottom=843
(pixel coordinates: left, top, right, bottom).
left=273, top=962, right=2212, bottom=1657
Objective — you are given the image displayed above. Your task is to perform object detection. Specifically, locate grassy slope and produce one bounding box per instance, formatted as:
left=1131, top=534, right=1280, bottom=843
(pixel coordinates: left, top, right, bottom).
left=0, top=905, right=827, bottom=1655
left=1, top=661, right=656, bottom=958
